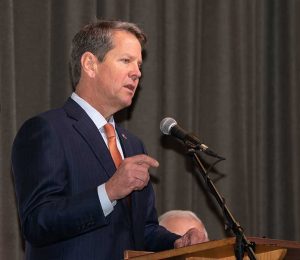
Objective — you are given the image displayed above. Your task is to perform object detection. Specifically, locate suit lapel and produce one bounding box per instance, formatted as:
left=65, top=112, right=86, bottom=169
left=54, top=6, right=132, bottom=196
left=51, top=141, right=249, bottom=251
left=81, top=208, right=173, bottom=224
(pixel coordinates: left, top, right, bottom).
left=116, top=125, right=135, bottom=209
left=63, top=98, right=116, bottom=179
left=116, top=126, right=142, bottom=227
left=116, top=126, right=134, bottom=158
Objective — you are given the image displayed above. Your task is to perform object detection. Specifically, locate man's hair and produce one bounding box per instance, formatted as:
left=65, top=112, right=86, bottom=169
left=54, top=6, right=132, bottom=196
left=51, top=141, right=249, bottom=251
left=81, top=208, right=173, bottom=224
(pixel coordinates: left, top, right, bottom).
left=159, top=210, right=209, bottom=240
left=158, top=210, right=202, bottom=223
left=69, top=20, right=147, bottom=90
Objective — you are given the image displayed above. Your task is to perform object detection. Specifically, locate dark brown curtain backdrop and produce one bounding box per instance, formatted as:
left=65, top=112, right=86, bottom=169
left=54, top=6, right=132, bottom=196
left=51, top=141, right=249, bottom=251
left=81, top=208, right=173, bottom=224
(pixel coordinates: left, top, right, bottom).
left=1, top=0, right=300, bottom=258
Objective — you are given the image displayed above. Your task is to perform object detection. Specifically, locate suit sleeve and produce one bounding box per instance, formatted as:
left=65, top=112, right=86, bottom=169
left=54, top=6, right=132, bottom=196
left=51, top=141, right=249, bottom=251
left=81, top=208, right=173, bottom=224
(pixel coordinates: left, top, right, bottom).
left=143, top=183, right=181, bottom=251
left=12, top=116, right=107, bottom=246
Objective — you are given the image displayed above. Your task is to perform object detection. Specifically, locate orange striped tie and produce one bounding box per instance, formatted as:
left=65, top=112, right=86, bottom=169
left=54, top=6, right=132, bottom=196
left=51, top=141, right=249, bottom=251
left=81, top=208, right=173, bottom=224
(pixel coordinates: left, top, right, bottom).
left=104, top=123, right=122, bottom=168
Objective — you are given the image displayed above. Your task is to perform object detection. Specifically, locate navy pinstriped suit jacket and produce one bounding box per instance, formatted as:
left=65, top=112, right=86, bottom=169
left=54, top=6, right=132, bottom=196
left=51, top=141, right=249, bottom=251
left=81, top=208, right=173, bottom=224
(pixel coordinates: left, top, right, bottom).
left=12, top=98, right=179, bottom=260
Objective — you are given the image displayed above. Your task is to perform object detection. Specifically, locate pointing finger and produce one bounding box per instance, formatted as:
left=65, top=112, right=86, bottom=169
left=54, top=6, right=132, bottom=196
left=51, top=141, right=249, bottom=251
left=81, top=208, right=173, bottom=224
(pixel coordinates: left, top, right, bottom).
left=131, top=154, right=159, bottom=168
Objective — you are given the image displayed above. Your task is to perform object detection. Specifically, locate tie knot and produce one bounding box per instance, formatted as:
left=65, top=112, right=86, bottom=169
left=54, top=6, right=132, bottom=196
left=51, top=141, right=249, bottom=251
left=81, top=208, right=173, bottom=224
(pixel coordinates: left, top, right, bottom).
left=104, top=123, right=115, bottom=139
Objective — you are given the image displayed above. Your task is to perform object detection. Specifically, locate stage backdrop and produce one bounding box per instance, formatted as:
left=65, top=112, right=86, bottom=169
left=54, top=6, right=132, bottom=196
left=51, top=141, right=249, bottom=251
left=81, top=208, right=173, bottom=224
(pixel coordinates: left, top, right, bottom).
left=1, top=0, right=300, bottom=259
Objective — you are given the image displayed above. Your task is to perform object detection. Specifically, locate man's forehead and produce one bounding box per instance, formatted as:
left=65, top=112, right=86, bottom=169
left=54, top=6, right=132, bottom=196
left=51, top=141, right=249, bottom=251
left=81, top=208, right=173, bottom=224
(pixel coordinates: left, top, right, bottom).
left=112, top=30, right=139, bottom=41
left=110, top=33, right=142, bottom=55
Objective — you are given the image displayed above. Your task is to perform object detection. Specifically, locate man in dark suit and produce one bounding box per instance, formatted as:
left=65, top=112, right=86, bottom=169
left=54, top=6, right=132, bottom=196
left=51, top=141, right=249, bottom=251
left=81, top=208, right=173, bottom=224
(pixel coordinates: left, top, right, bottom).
left=12, top=20, right=204, bottom=259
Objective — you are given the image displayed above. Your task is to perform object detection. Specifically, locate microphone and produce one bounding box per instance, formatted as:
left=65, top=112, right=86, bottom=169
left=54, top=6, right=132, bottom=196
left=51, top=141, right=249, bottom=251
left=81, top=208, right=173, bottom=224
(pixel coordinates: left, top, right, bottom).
left=160, top=117, right=225, bottom=160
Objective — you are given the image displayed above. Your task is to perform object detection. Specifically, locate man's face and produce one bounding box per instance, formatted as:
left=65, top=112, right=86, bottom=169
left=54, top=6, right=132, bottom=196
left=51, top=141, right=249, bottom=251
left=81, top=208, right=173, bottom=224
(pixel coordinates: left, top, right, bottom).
left=94, top=30, right=142, bottom=114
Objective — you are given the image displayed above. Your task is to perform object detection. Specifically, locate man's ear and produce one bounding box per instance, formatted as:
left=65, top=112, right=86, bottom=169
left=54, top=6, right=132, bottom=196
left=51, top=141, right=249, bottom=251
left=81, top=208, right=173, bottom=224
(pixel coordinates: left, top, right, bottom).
left=81, top=52, right=98, bottom=78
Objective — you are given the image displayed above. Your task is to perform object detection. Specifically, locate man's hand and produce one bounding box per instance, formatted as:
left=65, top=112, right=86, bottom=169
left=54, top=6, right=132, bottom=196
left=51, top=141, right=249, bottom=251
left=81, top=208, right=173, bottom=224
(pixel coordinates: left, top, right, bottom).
left=105, top=154, right=159, bottom=201
left=174, top=227, right=209, bottom=248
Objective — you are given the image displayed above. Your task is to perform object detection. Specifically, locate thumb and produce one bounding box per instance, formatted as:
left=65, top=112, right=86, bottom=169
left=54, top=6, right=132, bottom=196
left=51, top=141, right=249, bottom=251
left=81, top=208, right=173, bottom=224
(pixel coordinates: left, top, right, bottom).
left=174, top=237, right=184, bottom=248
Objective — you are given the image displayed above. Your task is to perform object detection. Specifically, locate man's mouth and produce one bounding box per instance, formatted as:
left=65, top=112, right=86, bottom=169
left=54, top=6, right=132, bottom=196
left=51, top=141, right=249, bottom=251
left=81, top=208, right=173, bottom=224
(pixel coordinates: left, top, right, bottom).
left=124, top=84, right=136, bottom=92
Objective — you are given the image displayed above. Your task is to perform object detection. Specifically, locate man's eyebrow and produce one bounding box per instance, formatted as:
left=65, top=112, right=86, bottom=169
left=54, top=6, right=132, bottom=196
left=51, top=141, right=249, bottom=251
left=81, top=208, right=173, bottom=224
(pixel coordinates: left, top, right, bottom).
left=123, top=53, right=143, bottom=65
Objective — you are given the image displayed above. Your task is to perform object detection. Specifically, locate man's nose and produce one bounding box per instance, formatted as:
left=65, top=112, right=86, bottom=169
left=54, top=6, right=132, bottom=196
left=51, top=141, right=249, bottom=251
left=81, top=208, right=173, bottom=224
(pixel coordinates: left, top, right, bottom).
left=129, top=63, right=142, bottom=80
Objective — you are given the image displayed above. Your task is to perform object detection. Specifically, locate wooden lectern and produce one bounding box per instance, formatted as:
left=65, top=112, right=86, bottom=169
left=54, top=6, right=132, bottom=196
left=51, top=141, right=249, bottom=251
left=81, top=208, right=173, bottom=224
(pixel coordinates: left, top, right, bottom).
left=124, top=237, right=300, bottom=260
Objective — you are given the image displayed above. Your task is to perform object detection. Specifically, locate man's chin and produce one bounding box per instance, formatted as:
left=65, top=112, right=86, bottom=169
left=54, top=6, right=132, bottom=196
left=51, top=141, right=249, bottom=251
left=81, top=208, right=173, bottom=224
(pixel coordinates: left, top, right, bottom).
left=118, top=99, right=133, bottom=111
left=124, top=95, right=135, bottom=105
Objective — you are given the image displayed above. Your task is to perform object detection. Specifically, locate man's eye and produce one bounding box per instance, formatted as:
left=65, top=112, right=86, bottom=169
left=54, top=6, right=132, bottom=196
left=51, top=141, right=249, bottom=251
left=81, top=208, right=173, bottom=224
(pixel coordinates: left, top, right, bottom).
left=121, top=58, right=130, bottom=63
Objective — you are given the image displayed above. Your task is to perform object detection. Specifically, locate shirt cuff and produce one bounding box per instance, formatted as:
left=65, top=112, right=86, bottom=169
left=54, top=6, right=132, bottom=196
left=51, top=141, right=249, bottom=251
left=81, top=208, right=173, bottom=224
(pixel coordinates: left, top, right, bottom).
left=97, top=184, right=117, bottom=217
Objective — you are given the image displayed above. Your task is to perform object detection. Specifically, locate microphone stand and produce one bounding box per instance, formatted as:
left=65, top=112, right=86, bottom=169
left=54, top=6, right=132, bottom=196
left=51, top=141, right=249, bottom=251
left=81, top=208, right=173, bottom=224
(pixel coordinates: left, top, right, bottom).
left=185, top=141, right=257, bottom=260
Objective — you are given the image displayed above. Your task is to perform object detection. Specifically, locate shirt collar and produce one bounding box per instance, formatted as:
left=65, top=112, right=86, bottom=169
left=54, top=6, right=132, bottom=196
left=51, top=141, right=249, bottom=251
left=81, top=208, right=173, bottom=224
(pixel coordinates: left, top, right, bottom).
left=71, top=92, right=115, bottom=130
